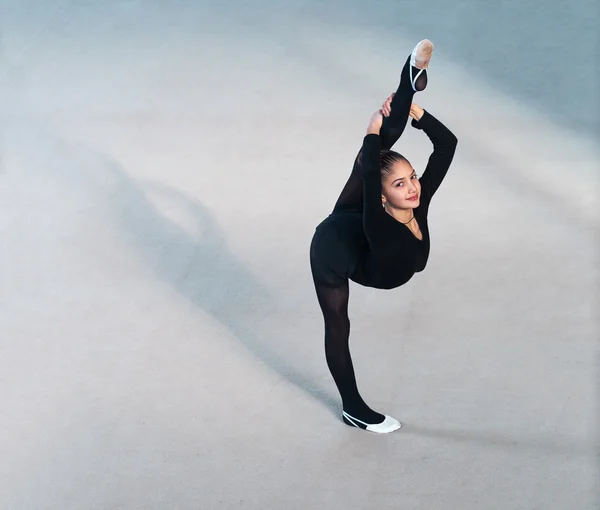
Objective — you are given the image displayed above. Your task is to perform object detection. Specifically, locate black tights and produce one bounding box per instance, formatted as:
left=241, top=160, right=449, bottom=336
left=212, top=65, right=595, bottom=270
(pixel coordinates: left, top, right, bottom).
left=312, top=56, right=417, bottom=423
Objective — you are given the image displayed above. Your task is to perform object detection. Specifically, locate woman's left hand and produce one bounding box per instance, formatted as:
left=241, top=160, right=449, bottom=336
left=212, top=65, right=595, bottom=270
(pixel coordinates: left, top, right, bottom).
left=381, top=92, right=395, bottom=117
left=409, top=103, right=425, bottom=121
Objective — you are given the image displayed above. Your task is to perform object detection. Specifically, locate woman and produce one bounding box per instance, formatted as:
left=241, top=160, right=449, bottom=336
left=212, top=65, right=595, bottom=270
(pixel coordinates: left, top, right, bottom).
left=309, top=40, right=458, bottom=433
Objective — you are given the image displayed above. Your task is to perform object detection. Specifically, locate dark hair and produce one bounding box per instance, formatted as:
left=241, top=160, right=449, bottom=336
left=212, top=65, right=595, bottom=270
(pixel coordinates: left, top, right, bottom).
left=380, top=150, right=410, bottom=178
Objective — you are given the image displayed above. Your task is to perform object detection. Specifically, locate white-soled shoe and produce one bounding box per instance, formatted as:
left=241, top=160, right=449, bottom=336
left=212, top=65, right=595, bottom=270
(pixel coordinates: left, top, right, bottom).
left=342, top=411, right=402, bottom=434
left=409, top=39, right=434, bottom=92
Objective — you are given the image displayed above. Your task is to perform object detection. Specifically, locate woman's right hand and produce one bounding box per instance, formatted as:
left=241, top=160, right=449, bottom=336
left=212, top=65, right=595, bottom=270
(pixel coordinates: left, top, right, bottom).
left=367, top=109, right=384, bottom=135
left=409, top=103, right=425, bottom=121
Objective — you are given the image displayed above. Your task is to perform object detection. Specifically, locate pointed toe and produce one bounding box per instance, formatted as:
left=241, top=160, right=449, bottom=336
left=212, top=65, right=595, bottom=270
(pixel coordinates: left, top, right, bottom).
left=366, top=415, right=402, bottom=433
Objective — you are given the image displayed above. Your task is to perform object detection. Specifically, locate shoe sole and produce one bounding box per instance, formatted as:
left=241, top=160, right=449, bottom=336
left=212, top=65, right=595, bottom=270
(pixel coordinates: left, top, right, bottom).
left=410, top=39, right=434, bottom=70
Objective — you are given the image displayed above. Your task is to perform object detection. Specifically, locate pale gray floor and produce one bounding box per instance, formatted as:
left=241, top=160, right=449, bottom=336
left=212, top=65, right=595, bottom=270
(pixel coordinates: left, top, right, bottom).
left=1, top=1, right=599, bottom=509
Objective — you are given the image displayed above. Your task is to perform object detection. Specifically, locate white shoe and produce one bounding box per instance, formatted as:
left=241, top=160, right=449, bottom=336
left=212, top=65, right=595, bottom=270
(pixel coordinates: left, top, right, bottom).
left=409, top=39, right=434, bottom=92
left=343, top=411, right=402, bottom=433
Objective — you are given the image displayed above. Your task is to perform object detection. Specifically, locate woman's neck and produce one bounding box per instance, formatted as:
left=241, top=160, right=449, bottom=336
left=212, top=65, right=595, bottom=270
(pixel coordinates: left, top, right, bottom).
left=385, top=206, right=415, bottom=224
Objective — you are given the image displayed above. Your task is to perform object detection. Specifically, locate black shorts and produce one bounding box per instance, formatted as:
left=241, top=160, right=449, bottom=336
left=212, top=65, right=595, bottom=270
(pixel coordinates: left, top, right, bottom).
left=309, top=212, right=368, bottom=287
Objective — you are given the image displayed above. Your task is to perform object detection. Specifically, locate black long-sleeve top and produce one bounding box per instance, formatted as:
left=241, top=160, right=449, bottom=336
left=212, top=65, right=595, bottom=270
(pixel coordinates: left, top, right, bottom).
left=350, top=110, right=458, bottom=290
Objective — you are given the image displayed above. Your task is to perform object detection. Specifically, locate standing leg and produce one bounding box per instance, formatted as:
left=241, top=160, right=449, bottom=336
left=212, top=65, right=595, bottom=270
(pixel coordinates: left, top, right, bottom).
left=313, top=281, right=385, bottom=422
left=309, top=223, right=400, bottom=432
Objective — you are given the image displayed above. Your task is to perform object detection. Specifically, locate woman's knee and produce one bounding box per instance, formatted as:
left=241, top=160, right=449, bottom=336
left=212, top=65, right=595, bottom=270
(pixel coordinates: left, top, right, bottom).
left=325, top=314, right=351, bottom=340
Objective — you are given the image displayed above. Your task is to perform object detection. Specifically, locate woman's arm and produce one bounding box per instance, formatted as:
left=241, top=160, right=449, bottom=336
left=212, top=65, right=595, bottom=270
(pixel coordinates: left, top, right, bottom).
left=410, top=105, right=458, bottom=201
left=360, top=110, right=390, bottom=249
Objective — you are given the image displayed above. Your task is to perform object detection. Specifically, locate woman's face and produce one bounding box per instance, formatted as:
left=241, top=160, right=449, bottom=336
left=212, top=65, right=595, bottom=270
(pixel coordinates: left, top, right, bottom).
left=381, top=160, right=421, bottom=209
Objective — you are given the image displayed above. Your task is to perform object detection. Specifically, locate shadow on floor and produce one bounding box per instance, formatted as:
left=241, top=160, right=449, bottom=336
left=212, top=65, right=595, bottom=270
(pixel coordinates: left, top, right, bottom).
left=91, top=151, right=340, bottom=415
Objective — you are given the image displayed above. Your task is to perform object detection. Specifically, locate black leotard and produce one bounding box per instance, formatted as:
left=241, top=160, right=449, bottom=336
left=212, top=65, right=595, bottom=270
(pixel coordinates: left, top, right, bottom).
left=351, top=111, right=458, bottom=289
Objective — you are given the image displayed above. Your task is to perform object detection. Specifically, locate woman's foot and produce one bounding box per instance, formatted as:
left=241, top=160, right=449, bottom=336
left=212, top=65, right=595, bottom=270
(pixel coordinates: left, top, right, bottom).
left=342, top=411, right=402, bottom=434
left=409, top=39, right=434, bottom=92
left=341, top=398, right=401, bottom=433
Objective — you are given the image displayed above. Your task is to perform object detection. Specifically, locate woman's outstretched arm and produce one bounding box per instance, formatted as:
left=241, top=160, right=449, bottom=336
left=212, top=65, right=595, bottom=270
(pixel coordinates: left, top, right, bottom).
left=410, top=104, right=458, bottom=202
left=360, top=110, right=391, bottom=249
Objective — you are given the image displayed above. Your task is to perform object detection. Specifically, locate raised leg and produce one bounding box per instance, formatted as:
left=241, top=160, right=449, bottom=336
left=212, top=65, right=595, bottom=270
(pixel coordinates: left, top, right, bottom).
left=332, top=55, right=419, bottom=215
left=379, top=55, right=418, bottom=149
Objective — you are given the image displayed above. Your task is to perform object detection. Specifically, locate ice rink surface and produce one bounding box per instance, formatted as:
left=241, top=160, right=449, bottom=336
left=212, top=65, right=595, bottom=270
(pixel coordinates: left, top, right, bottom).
left=1, top=1, right=599, bottom=508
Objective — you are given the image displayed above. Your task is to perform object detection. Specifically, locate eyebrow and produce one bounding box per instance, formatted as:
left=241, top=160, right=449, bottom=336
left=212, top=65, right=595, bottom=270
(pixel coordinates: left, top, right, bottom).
left=392, top=171, right=417, bottom=184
